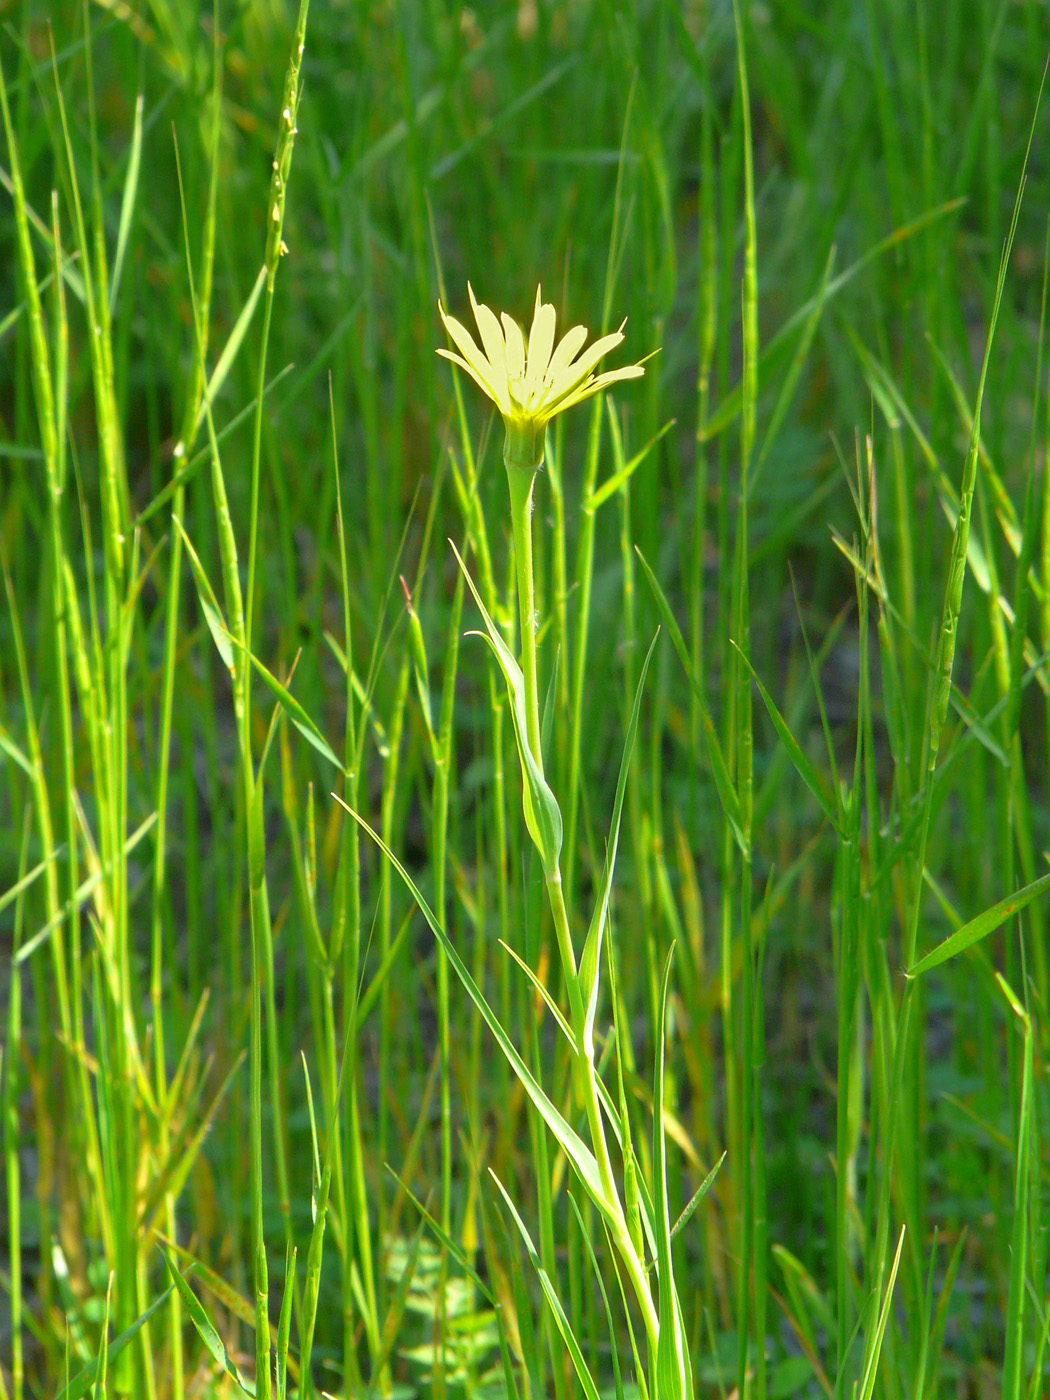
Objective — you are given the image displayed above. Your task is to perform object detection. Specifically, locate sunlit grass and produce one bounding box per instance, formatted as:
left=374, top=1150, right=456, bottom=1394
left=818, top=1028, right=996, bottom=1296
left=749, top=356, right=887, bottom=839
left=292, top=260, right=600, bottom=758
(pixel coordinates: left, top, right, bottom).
left=2, top=3, right=1049, bottom=1399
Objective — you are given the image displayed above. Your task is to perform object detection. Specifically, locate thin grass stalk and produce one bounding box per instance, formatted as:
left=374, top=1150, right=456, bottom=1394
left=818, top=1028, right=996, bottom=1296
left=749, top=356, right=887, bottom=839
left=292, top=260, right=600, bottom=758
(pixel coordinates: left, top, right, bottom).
left=733, top=0, right=759, bottom=1390
left=4, top=814, right=32, bottom=1400
left=564, top=92, right=635, bottom=909
left=999, top=976, right=1033, bottom=1400
left=51, top=25, right=145, bottom=1388
left=1, top=556, right=85, bottom=1390
left=2, top=80, right=111, bottom=1373
left=46, top=188, right=81, bottom=1054
left=435, top=570, right=464, bottom=1238
left=401, top=500, right=463, bottom=1386
left=527, top=1024, right=568, bottom=1400
left=546, top=432, right=571, bottom=723
left=331, top=388, right=368, bottom=1398
left=241, top=274, right=296, bottom=1263
left=835, top=597, right=865, bottom=1374
left=184, top=258, right=272, bottom=1393
left=151, top=41, right=222, bottom=1396
left=436, top=261, right=515, bottom=1116
left=195, top=12, right=307, bottom=1390
left=378, top=651, right=411, bottom=1306
left=1003, top=233, right=1050, bottom=1004
left=692, top=83, right=717, bottom=760
left=897, top=129, right=1028, bottom=1333
left=1042, top=226, right=1050, bottom=833
left=242, top=0, right=312, bottom=1259
left=0, top=46, right=72, bottom=1053
left=975, top=480, right=1022, bottom=1123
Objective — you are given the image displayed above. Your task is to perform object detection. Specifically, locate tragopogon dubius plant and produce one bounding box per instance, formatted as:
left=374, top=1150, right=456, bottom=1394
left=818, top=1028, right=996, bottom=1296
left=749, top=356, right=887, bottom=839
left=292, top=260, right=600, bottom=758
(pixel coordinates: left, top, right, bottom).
left=435, top=285, right=697, bottom=1400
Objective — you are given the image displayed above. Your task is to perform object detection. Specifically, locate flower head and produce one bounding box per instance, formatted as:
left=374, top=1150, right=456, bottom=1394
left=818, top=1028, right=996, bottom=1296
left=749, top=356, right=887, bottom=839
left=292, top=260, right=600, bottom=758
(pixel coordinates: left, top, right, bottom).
left=438, top=283, right=645, bottom=471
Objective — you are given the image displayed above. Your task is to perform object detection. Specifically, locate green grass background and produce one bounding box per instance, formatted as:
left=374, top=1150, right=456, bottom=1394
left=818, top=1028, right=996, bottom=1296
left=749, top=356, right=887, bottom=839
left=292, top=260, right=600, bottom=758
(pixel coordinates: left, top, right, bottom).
left=2, top=0, right=1050, bottom=1396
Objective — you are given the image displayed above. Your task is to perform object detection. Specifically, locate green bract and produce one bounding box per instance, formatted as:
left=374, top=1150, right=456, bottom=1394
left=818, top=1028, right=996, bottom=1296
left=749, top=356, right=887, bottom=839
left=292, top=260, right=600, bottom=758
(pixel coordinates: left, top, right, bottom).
left=438, top=283, right=645, bottom=471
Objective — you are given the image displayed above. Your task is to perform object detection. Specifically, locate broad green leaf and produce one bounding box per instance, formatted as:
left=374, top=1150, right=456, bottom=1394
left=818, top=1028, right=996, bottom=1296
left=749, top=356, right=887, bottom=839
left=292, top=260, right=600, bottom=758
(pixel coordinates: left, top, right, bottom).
left=907, top=868, right=1050, bottom=976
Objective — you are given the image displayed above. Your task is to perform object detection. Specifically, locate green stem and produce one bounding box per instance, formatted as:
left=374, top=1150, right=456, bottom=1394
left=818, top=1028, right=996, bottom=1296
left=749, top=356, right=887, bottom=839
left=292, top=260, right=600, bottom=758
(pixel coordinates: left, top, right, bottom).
left=505, top=452, right=660, bottom=1358
left=549, top=867, right=659, bottom=1351
left=506, top=463, right=544, bottom=772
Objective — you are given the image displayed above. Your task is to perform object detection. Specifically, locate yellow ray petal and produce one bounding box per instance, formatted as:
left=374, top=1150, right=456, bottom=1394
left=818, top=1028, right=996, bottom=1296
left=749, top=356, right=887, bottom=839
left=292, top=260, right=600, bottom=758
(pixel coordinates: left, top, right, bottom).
left=526, top=295, right=557, bottom=386
left=468, top=283, right=508, bottom=381
left=436, top=348, right=511, bottom=415
left=547, top=323, right=589, bottom=380
left=501, top=311, right=527, bottom=382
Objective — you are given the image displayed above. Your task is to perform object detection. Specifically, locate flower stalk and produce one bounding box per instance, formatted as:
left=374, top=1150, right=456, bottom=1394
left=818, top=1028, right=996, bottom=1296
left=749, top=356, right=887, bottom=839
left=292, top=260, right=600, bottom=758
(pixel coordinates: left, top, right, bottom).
left=505, top=464, right=544, bottom=776
left=438, top=286, right=678, bottom=1379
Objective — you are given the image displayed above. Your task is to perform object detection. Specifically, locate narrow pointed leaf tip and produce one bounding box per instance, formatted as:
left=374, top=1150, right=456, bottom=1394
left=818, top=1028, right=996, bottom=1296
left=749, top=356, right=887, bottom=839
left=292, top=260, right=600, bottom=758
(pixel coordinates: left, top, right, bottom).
left=437, top=284, right=647, bottom=470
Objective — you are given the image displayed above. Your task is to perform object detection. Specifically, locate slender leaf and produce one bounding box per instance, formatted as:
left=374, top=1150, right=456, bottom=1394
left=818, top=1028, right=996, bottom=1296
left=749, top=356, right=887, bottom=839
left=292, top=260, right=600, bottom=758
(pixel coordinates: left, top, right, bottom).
left=907, top=868, right=1050, bottom=976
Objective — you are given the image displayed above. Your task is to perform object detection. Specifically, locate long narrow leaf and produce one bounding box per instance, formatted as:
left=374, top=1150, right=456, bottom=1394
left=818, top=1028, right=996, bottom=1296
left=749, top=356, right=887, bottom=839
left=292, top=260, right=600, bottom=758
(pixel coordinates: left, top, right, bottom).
left=856, top=1227, right=906, bottom=1400
left=730, top=640, right=844, bottom=836
left=331, top=793, right=613, bottom=1222
left=52, top=1288, right=177, bottom=1400
left=652, top=947, right=693, bottom=1400
left=579, top=631, right=659, bottom=1055
left=636, top=548, right=748, bottom=855
left=907, top=868, right=1050, bottom=976
left=109, top=91, right=142, bottom=307
left=172, top=516, right=233, bottom=672
left=162, top=1253, right=256, bottom=1397
left=194, top=266, right=267, bottom=432
left=490, top=1171, right=603, bottom=1400
left=241, top=644, right=346, bottom=773
left=451, top=540, right=563, bottom=876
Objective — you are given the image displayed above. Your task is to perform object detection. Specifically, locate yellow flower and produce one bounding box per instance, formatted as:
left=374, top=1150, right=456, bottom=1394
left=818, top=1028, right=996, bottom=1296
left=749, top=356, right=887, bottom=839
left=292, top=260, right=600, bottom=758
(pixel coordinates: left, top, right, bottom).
left=438, top=283, right=645, bottom=470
